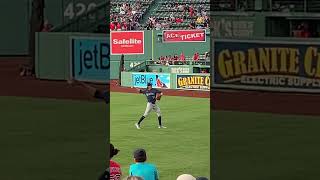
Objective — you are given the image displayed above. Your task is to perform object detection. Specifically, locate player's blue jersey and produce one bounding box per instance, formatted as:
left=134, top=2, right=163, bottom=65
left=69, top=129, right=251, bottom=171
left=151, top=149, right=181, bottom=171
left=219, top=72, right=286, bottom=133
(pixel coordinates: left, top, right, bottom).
left=129, top=162, right=159, bottom=180
left=140, top=88, right=161, bottom=104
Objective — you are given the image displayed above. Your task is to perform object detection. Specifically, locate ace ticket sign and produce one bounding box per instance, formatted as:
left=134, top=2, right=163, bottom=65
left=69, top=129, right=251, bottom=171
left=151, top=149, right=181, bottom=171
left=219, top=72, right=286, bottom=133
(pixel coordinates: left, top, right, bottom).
left=162, top=30, right=206, bottom=43
left=110, top=31, right=144, bottom=55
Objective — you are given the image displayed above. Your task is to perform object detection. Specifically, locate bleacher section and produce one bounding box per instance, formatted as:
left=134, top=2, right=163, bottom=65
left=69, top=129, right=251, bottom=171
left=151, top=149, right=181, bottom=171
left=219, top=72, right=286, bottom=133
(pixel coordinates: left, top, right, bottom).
left=110, top=0, right=155, bottom=30
left=212, top=0, right=320, bottom=38
left=110, top=0, right=210, bottom=30
left=212, top=0, right=320, bottom=12
left=149, top=0, right=210, bottom=30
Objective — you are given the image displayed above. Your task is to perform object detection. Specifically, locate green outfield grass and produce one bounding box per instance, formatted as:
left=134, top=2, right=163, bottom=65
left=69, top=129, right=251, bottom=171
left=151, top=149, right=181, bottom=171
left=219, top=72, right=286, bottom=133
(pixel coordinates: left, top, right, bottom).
left=0, top=96, right=107, bottom=180
left=111, top=92, right=210, bottom=179
left=213, top=111, right=320, bottom=180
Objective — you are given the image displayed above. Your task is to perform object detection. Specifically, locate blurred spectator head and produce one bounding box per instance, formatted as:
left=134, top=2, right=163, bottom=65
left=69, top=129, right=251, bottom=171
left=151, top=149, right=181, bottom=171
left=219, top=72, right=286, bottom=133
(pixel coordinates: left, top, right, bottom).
left=133, top=148, right=147, bottom=162
left=177, top=174, right=196, bottom=180
left=110, top=143, right=120, bottom=159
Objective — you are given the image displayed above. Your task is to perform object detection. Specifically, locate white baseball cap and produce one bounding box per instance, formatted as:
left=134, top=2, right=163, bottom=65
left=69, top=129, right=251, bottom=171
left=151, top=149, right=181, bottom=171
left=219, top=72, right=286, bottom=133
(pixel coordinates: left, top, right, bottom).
left=177, top=174, right=196, bottom=180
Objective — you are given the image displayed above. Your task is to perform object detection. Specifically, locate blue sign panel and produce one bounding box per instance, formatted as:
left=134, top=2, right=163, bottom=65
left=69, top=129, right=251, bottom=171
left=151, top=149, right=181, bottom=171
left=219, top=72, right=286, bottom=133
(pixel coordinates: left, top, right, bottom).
left=132, top=73, right=171, bottom=88
left=72, top=37, right=109, bottom=83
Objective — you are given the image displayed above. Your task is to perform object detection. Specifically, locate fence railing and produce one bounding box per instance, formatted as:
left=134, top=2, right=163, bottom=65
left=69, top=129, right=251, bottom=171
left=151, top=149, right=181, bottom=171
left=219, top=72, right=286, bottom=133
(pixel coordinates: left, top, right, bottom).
left=127, top=61, right=147, bottom=72
left=211, top=0, right=320, bottom=12
left=146, top=59, right=211, bottom=66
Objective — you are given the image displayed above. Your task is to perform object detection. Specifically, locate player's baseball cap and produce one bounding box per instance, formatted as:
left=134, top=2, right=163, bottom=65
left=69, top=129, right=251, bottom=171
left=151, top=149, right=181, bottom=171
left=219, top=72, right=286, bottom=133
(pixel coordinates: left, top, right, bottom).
left=176, top=174, right=196, bottom=180
left=133, top=148, right=147, bottom=162
left=147, top=83, right=152, bottom=86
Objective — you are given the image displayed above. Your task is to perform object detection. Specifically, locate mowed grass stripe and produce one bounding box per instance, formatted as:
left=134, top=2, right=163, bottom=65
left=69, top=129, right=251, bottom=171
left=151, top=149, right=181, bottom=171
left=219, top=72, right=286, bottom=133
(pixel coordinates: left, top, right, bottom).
left=111, top=92, right=210, bottom=179
left=213, top=111, right=320, bottom=180
left=0, top=96, right=107, bottom=180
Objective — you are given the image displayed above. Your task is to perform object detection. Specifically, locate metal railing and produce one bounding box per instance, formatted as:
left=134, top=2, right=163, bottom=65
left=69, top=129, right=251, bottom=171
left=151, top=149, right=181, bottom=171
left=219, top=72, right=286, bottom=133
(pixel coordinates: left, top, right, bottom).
left=146, top=59, right=211, bottom=66
left=127, top=61, right=147, bottom=72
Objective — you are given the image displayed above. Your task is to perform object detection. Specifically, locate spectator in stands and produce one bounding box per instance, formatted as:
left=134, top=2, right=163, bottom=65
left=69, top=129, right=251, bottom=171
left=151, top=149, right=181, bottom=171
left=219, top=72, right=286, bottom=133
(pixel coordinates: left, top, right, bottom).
left=170, top=13, right=175, bottom=22
left=129, top=148, right=159, bottom=180
left=301, top=23, right=311, bottom=38
left=189, top=5, right=195, bottom=17
left=110, top=143, right=122, bottom=180
left=98, top=143, right=121, bottom=180
left=180, top=52, right=186, bottom=61
left=196, top=16, right=205, bottom=25
left=204, top=52, right=209, bottom=60
left=155, top=21, right=161, bottom=30
left=116, top=22, right=121, bottom=31
left=189, top=20, right=196, bottom=29
left=110, top=22, right=116, bottom=31
left=175, top=16, right=183, bottom=24
left=193, top=52, right=200, bottom=61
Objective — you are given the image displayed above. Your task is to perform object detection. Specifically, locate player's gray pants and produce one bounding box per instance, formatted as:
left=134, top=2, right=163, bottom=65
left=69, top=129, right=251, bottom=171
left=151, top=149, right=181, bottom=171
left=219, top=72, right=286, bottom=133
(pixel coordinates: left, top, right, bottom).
left=143, top=102, right=161, bottom=117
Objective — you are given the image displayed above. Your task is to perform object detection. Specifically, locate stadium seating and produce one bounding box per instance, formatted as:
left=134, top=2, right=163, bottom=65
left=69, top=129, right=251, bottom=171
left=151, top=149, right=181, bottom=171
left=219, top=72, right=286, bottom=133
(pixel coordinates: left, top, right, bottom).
left=110, top=0, right=210, bottom=30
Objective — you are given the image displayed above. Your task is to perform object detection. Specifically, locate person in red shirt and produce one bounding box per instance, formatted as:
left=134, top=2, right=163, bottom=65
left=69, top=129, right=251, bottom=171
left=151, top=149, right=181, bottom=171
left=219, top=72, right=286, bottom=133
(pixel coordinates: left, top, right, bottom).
left=180, top=52, right=185, bottom=61
left=189, top=6, right=194, bottom=17
left=98, top=143, right=121, bottom=180
left=110, top=22, right=116, bottom=31
left=193, top=52, right=199, bottom=61
left=116, top=22, right=121, bottom=31
left=301, top=23, right=311, bottom=38
left=110, top=143, right=122, bottom=180
left=175, top=17, right=183, bottom=24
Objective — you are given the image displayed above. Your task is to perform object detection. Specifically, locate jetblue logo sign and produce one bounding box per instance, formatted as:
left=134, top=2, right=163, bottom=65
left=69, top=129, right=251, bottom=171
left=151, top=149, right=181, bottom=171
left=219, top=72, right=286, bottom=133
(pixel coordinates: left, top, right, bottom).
left=72, top=37, right=109, bottom=83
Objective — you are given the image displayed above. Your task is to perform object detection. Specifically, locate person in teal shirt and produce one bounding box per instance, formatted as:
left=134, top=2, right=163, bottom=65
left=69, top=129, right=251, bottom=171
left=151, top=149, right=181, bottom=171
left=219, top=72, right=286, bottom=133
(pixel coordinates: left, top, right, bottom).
left=129, top=149, right=159, bottom=180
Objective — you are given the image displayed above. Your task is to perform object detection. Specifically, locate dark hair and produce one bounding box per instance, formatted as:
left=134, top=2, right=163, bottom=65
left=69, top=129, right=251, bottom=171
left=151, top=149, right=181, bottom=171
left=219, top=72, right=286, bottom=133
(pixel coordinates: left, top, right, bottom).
left=110, top=143, right=120, bottom=159
left=133, top=149, right=147, bottom=162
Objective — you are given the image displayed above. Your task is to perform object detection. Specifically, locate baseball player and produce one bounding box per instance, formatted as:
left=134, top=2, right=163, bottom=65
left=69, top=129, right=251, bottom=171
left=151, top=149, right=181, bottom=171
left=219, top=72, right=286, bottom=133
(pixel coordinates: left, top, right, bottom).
left=135, top=83, right=166, bottom=129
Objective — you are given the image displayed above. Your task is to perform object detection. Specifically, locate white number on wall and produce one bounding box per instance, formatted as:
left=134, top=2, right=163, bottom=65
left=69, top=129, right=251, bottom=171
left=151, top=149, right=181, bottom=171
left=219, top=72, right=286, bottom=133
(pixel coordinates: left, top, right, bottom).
left=64, top=2, right=97, bottom=20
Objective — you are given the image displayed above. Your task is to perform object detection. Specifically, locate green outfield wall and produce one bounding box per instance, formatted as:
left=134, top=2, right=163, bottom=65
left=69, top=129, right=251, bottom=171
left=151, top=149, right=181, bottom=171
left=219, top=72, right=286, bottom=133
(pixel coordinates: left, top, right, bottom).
left=121, top=71, right=210, bottom=91
left=0, top=0, right=104, bottom=55
left=110, top=30, right=211, bottom=79
left=147, top=64, right=210, bottom=74
left=35, top=32, right=107, bottom=81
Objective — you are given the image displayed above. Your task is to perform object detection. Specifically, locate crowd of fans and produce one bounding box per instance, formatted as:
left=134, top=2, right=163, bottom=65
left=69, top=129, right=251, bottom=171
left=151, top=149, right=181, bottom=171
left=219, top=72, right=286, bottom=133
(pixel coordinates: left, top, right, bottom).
left=110, top=1, right=152, bottom=31
left=154, top=52, right=210, bottom=65
left=110, top=0, right=210, bottom=30
left=102, top=143, right=209, bottom=180
left=146, top=3, right=210, bottom=30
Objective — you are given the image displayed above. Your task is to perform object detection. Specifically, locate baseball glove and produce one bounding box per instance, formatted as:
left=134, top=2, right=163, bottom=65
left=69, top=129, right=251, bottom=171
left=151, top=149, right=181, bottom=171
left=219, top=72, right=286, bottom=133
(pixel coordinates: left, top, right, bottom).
left=156, top=93, right=162, bottom=100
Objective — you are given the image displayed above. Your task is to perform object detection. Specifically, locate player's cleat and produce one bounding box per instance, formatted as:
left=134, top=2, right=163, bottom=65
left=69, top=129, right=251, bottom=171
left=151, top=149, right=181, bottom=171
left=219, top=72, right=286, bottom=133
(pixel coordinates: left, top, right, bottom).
left=135, top=123, right=141, bottom=129
left=158, top=126, right=167, bottom=129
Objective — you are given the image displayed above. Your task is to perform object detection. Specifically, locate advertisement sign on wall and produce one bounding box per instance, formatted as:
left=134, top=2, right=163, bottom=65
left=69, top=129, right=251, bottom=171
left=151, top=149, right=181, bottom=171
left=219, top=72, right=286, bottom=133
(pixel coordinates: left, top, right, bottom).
left=214, top=39, right=320, bottom=92
left=71, top=37, right=109, bottom=83
left=132, top=73, right=170, bottom=88
left=162, top=30, right=206, bottom=43
left=110, top=31, right=144, bottom=55
left=176, top=74, right=210, bottom=91
left=171, top=67, right=190, bottom=74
